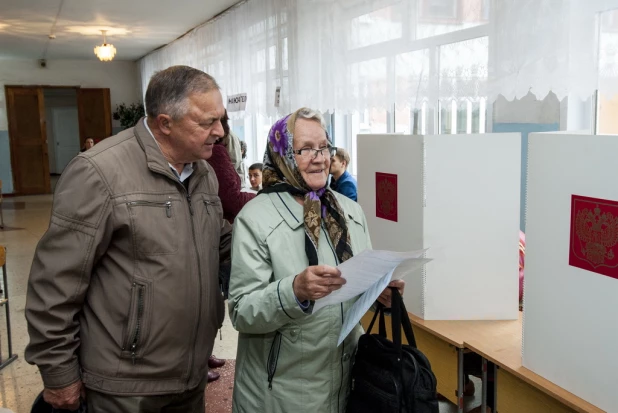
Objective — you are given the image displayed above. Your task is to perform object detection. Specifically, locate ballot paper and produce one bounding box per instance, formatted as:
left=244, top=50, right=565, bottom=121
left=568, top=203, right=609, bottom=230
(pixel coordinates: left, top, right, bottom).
left=337, top=257, right=431, bottom=346
left=313, top=249, right=427, bottom=313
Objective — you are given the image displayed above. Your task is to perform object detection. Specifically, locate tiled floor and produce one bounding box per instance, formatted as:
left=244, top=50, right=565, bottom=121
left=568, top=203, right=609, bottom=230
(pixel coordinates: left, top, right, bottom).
left=0, top=195, right=479, bottom=413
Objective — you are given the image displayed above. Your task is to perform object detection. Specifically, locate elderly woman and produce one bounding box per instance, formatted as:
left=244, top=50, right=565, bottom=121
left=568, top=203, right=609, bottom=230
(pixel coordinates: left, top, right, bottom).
left=228, top=107, right=403, bottom=412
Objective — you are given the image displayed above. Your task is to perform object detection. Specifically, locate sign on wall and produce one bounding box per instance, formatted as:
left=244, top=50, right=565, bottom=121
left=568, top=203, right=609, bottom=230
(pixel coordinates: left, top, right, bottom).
left=569, top=194, right=618, bottom=280
left=376, top=172, right=398, bottom=222
left=227, top=93, right=247, bottom=112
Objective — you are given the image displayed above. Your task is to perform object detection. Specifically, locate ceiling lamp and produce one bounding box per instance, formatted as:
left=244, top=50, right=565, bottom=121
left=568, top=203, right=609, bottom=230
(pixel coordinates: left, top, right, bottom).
left=94, top=30, right=116, bottom=61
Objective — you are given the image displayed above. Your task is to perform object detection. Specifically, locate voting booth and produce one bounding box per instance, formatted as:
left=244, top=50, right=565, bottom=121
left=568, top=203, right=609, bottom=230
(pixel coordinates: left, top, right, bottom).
left=357, top=133, right=521, bottom=320
left=523, top=132, right=618, bottom=412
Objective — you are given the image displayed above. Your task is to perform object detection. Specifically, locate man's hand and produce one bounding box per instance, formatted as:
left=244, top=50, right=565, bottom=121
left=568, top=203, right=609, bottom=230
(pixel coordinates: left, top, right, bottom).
left=43, top=380, right=84, bottom=410
left=293, top=265, right=346, bottom=302
left=377, top=280, right=405, bottom=308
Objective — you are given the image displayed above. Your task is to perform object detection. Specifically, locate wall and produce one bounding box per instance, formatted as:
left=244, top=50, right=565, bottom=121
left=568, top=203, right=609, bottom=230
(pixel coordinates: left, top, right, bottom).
left=0, top=59, right=140, bottom=193
left=492, top=92, right=562, bottom=231
left=44, top=89, right=78, bottom=174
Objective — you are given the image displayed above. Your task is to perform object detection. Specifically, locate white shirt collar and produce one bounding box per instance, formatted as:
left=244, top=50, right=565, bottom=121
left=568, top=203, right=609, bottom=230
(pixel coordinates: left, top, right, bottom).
left=143, top=118, right=194, bottom=182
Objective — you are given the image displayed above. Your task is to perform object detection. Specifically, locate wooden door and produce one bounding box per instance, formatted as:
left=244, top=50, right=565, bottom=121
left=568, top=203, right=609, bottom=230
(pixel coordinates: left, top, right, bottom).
left=77, top=88, right=112, bottom=145
left=6, top=87, right=51, bottom=195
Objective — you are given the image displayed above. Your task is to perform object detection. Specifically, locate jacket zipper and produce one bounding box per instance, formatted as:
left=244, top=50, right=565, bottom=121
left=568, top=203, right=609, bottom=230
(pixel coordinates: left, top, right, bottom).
left=130, top=282, right=145, bottom=365
left=184, top=191, right=202, bottom=387
left=127, top=200, right=172, bottom=218
left=203, top=200, right=217, bottom=214
left=322, top=223, right=346, bottom=413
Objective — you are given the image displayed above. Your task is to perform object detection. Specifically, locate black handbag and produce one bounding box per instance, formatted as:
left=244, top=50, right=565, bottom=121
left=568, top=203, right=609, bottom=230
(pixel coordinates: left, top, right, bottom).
left=347, top=288, right=439, bottom=413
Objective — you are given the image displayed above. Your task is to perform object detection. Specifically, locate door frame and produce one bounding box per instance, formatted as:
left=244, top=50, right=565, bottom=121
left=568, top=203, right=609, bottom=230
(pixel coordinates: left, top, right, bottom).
left=5, top=85, right=79, bottom=195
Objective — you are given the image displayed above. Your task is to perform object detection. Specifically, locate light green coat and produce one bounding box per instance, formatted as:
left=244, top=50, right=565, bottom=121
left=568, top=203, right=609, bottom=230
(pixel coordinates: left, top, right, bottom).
left=229, top=191, right=372, bottom=413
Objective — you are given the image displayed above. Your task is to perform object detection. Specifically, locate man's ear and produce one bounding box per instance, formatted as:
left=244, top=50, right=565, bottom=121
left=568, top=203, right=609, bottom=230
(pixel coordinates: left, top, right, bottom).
left=155, top=114, right=173, bottom=136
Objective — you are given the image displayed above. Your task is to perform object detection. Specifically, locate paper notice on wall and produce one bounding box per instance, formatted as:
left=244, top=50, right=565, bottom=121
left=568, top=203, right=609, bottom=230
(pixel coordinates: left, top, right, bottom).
left=274, top=86, right=281, bottom=107
left=227, top=93, right=247, bottom=112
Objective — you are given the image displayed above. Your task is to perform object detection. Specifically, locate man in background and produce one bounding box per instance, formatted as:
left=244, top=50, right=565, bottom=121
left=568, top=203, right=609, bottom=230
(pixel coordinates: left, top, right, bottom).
left=329, top=147, right=357, bottom=201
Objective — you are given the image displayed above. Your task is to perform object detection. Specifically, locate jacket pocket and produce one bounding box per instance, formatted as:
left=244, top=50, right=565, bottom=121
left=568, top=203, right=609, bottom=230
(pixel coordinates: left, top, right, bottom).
left=127, top=199, right=178, bottom=255
left=121, top=277, right=153, bottom=364
left=203, top=196, right=223, bottom=220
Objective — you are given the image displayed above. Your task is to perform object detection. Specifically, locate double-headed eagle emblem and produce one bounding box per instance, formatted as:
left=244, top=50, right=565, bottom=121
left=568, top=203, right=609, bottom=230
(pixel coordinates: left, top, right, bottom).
left=574, top=205, right=618, bottom=267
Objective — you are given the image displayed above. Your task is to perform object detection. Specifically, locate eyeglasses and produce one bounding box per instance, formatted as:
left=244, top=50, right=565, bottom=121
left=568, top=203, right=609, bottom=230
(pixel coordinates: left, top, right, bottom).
left=293, top=146, right=337, bottom=160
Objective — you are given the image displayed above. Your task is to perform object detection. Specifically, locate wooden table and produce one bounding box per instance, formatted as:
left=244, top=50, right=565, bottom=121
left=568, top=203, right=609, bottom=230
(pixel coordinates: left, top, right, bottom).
left=463, top=315, right=605, bottom=413
left=361, top=311, right=605, bottom=413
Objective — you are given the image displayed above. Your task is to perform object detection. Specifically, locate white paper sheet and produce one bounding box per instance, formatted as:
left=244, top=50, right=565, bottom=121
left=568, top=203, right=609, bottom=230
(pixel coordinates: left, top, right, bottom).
left=337, top=257, right=432, bottom=346
left=313, top=249, right=427, bottom=313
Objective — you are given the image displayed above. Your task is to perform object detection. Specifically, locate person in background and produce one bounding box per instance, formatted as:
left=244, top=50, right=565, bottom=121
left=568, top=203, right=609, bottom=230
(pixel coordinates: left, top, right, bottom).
left=240, top=140, right=249, bottom=181
left=204, top=113, right=257, bottom=379
left=228, top=107, right=404, bottom=412
left=329, top=147, right=357, bottom=202
left=248, top=163, right=263, bottom=192
left=220, top=110, right=246, bottom=187
left=24, top=65, right=231, bottom=412
left=80, top=138, right=95, bottom=152
left=240, top=140, right=247, bottom=160
left=207, top=117, right=256, bottom=223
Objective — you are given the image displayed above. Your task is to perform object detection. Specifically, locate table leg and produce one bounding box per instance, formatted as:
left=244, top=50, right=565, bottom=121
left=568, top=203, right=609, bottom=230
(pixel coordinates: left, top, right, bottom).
left=481, top=357, right=488, bottom=412
left=493, top=364, right=498, bottom=412
left=457, top=348, right=464, bottom=413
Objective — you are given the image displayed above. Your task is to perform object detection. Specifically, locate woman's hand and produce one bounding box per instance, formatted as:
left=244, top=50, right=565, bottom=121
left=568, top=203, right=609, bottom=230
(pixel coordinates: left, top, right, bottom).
left=377, top=279, right=405, bottom=308
left=293, top=265, right=346, bottom=302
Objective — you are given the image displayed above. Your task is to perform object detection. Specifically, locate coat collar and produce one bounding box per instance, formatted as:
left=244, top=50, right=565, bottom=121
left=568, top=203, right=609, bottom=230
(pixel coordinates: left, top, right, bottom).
left=134, top=117, right=209, bottom=183
left=268, top=192, right=304, bottom=230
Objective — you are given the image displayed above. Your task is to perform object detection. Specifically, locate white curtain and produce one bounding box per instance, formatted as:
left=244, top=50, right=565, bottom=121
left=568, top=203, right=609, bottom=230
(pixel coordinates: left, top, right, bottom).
left=139, top=0, right=618, bottom=128
left=139, top=0, right=491, bottom=115
left=489, top=0, right=618, bottom=102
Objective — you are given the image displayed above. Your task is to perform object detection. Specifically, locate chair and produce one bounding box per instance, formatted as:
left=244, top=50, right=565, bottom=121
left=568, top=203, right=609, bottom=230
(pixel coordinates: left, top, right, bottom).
left=0, top=245, right=18, bottom=370
left=0, top=179, right=4, bottom=229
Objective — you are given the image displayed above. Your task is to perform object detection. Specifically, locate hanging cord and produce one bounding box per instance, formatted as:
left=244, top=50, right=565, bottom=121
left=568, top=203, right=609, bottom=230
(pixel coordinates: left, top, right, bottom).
left=42, top=0, right=65, bottom=60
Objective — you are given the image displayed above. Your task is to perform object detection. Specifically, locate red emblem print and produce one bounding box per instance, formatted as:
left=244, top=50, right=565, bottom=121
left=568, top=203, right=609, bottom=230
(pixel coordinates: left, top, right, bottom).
left=569, top=195, right=618, bottom=280
left=376, top=173, right=398, bottom=222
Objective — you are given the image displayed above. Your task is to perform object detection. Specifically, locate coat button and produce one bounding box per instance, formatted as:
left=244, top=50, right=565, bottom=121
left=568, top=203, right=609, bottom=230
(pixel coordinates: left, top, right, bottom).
left=343, top=353, right=351, bottom=361
left=291, top=329, right=298, bottom=337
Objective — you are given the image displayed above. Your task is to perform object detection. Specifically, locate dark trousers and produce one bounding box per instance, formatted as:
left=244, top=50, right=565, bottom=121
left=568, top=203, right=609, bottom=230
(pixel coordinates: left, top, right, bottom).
left=86, top=383, right=206, bottom=413
left=464, top=352, right=495, bottom=409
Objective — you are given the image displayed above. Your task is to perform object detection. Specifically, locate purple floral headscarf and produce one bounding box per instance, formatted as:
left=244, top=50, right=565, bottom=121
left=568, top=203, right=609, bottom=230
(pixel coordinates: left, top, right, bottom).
left=261, top=108, right=353, bottom=267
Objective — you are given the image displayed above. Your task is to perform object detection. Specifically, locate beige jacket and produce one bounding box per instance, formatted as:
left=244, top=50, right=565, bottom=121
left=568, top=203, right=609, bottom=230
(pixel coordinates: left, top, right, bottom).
left=25, top=119, right=231, bottom=396
left=226, top=130, right=246, bottom=187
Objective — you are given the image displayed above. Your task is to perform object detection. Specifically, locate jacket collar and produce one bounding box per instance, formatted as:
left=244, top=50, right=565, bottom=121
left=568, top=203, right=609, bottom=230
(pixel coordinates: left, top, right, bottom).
left=134, top=117, right=209, bottom=183
left=268, top=192, right=304, bottom=230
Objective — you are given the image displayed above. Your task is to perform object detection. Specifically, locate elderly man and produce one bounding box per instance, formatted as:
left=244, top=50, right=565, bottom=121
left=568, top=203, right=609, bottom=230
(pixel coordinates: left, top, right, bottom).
left=329, top=147, right=358, bottom=201
left=25, top=65, right=231, bottom=412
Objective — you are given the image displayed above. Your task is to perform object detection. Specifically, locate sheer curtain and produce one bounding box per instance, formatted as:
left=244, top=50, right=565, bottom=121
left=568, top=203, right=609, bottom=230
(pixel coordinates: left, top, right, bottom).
left=140, top=0, right=491, bottom=114
left=489, top=0, right=618, bottom=102
left=139, top=0, right=618, bottom=145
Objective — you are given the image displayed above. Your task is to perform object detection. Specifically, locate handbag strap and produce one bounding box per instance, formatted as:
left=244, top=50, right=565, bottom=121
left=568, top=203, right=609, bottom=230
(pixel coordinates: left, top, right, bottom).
left=391, top=287, right=404, bottom=359
left=391, top=287, right=418, bottom=348
left=367, top=302, right=387, bottom=338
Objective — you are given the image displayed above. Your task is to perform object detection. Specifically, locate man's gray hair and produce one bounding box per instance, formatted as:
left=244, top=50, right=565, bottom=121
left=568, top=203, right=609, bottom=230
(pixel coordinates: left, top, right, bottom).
left=145, top=65, right=220, bottom=120
left=294, top=107, right=328, bottom=135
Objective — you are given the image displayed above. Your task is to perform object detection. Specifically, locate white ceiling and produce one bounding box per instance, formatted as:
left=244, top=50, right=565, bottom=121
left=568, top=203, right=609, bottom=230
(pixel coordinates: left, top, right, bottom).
left=0, top=0, right=240, bottom=61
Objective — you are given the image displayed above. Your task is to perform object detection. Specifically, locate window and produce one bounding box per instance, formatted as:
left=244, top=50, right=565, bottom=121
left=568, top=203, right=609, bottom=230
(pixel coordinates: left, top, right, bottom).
left=349, top=5, right=403, bottom=49
left=416, top=0, right=489, bottom=39
left=597, top=9, right=618, bottom=135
